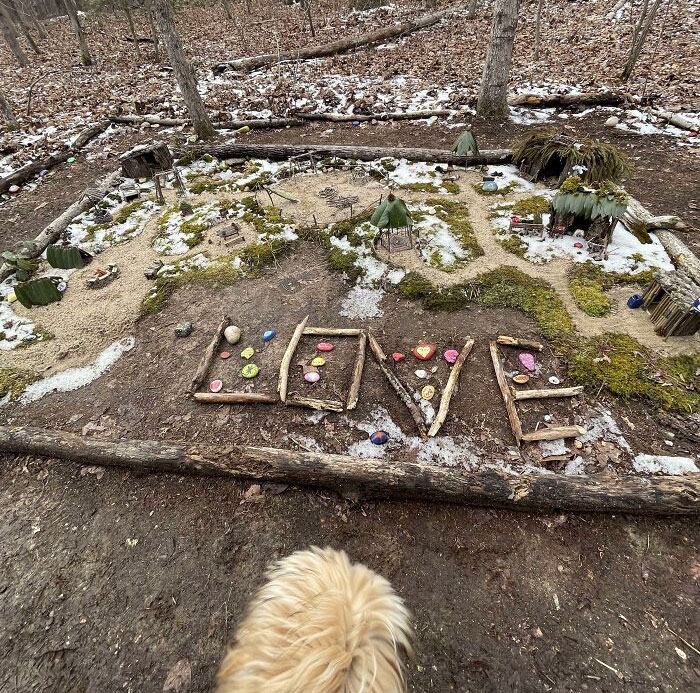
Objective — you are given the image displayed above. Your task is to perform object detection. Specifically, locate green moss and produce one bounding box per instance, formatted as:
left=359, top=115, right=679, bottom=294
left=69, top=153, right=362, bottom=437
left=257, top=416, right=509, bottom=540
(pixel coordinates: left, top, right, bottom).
left=497, top=235, right=528, bottom=258
left=328, top=248, right=363, bottom=281
left=85, top=199, right=147, bottom=238
left=442, top=181, right=460, bottom=195
left=511, top=195, right=550, bottom=218
left=400, top=182, right=441, bottom=193
left=0, top=367, right=38, bottom=400
left=569, top=278, right=612, bottom=317
left=425, top=197, right=483, bottom=262
left=188, top=178, right=229, bottom=194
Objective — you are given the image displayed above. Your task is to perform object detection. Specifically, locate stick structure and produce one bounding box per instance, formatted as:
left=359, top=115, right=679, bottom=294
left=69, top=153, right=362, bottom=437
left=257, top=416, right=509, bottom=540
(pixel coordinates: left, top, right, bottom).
left=302, top=326, right=363, bottom=336
left=521, top=426, right=586, bottom=442
left=514, top=386, right=584, bottom=401
left=428, top=338, right=474, bottom=437
left=278, top=314, right=310, bottom=402
left=490, top=341, right=523, bottom=445
left=497, top=335, right=544, bottom=352
left=193, top=392, right=277, bottom=404
left=367, top=331, right=387, bottom=361
left=287, top=396, right=344, bottom=412
left=346, top=332, right=367, bottom=411
left=189, top=315, right=230, bottom=395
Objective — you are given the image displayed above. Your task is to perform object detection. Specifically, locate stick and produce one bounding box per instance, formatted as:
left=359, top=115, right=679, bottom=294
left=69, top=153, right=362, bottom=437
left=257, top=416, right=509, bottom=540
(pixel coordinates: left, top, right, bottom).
left=520, top=426, right=586, bottom=442
left=489, top=342, right=523, bottom=446
left=428, top=338, right=474, bottom=437
left=1, top=426, right=698, bottom=515
left=346, top=332, right=367, bottom=411
left=302, top=326, right=364, bottom=336
left=496, top=335, right=544, bottom=351
left=278, top=314, right=310, bottom=402
left=369, top=333, right=427, bottom=440
left=189, top=316, right=230, bottom=395
left=193, top=392, right=277, bottom=404
left=298, top=110, right=453, bottom=123
left=286, top=396, right=343, bottom=412
left=109, top=114, right=303, bottom=130
left=514, top=386, right=584, bottom=401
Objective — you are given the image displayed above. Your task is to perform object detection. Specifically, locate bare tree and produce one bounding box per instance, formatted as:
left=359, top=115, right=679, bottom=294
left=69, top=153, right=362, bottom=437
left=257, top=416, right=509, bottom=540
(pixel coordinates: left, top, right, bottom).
left=622, top=0, right=663, bottom=81
left=121, top=0, right=141, bottom=61
left=24, top=0, right=49, bottom=39
left=477, top=0, right=520, bottom=118
left=0, top=5, right=30, bottom=66
left=533, top=0, right=543, bottom=61
left=302, top=0, right=315, bottom=37
left=8, top=0, right=41, bottom=53
left=63, top=0, right=93, bottom=65
left=0, top=86, right=19, bottom=129
left=221, top=0, right=233, bottom=20
left=152, top=0, right=215, bottom=139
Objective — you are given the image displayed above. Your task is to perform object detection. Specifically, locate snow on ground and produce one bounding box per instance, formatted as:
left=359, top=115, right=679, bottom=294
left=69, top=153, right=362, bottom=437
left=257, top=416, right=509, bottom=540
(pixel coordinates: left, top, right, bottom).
left=384, top=160, right=444, bottom=186
left=579, top=408, right=632, bottom=452
left=340, top=286, right=384, bottom=319
left=0, top=283, right=40, bottom=351
left=488, top=165, right=534, bottom=192
left=153, top=202, right=221, bottom=255
left=414, top=209, right=470, bottom=270
left=633, top=454, right=698, bottom=475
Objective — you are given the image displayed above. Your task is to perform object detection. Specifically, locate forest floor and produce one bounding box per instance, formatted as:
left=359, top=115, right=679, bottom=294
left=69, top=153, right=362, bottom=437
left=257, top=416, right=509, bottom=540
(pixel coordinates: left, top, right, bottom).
left=1, top=2, right=699, bottom=692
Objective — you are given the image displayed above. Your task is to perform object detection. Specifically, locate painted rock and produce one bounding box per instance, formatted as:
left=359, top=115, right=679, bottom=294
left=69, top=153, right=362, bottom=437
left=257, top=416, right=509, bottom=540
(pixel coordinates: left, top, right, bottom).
left=262, top=330, right=277, bottom=342
left=421, top=385, right=436, bottom=401
left=574, top=242, right=584, bottom=249
left=317, top=342, right=334, bottom=352
left=443, top=349, right=459, bottom=364
left=548, top=376, right=561, bottom=385
left=240, top=346, right=255, bottom=359
left=392, top=352, right=406, bottom=362
left=209, top=379, right=223, bottom=393
left=311, top=357, right=326, bottom=367
left=224, top=325, right=241, bottom=344
left=66, top=156, right=76, bottom=164
left=544, top=414, right=553, bottom=423
left=370, top=431, right=389, bottom=445
left=8, top=185, right=20, bottom=194
left=241, top=363, right=259, bottom=379
left=415, top=369, right=428, bottom=379
left=175, top=320, right=193, bottom=337
left=304, top=371, right=320, bottom=383
left=412, top=343, right=436, bottom=361
left=518, top=352, right=536, bottom=372
left=57, top=282, right=67, bottom=293
left=604, top=115, right=620, bottom=127
left=512, top=374, right=530, bottom=384
left=219, top=351, right=231, bottom=359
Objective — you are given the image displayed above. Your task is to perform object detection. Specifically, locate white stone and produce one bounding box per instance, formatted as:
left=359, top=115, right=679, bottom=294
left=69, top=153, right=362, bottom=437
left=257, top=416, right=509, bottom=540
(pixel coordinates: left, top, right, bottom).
left=224, top=325, right=241, bottom=345
left=605, top=116, right=620, bottom=127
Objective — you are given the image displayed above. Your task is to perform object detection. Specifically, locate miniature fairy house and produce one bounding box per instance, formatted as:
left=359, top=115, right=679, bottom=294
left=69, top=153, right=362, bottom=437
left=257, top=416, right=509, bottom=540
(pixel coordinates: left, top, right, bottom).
left=371, top=194, right=412, bottom=252
left=513, top=130, right=630, bottom=185
left=641, top=269, right=700, bottom=336
left=549, top=176, right=628, bottom=259
left=451, top=128, right=479, bottom=157
left=120, top=141, right=175, bottom=178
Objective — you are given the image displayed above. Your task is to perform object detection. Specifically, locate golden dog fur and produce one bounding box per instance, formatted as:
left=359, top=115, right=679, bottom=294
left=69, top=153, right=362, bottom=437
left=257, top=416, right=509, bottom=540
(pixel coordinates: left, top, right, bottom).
left=216, top=546, right=413, bottom=693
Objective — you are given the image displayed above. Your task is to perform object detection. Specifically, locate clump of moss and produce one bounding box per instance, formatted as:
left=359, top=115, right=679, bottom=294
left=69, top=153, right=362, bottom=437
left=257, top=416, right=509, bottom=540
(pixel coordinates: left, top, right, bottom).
left=238, top=237, right=294, bottom=269
left=442, top=181, right=460, bottom=195
left=569, top=278, right=611, bottom=317
left=511, top=195, right=550, bottom=218
left=0, top=367, right=38, bottom=400
left=424, top=197, right=483, bottom=262
left=401, top=182, right=441, bottom=194
left=328, top=248, right=363, bottom=281
left=188, top=178, right=229, bottom=195
left=497, top=235, right=528, bottom=258
left=85, top=199, right=146, bottom=237
left=14, top=325, right=55, bottom=350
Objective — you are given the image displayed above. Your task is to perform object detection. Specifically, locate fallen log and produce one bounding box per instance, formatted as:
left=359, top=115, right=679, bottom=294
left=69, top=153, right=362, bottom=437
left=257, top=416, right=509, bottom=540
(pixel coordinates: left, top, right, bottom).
left=279, top=314, right=310, bottom=403
left=178, top=143, right=513, bottom=167
left=303, top=326, right=364, bottom=336
left=0, top=168, right=121, bottom=281
left=507, top=91, right=625, bottom=108
left=297, top=109, right=453, bottom=123
left=621, top=195, right=685, bottom=235
left=649, top=108, right=699, bottom=133
left=654, top=230, right=700, bottom=285
left=1, top=426, right=698, bottom=514
left=0, top=119, right=111, bottom=193
left=213, top=4, right=466, bottom=73
left=109, top=114, right=303, bottom=130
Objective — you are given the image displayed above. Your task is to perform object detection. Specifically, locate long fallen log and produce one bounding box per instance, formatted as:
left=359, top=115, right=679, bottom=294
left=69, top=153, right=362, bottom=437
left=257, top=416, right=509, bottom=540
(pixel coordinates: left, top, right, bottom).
left=213, top=4, right=466, bottom=73
left=654, top=230, right=700, bottom=285
left=649, top=108, right=699, bottom=133
left=109, top=114, right=304, bottom=130
left=178, top=143, right=513, bottom=167
left=297, top=109, right=454, bottom=123
left=621, top=195, right=685, bottom=234
left=507, top=91, right=625, bottom=108
left=0, top=119, right=111, bottom=193
left=1, top=426, right=698, bottom=515
left=0, top=168, right=121, bottom=281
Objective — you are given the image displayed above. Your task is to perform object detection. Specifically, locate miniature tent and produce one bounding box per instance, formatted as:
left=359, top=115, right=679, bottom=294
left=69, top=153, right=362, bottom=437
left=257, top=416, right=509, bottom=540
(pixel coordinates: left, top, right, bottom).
left=451, top=128, right=479, bottom=156
left=371, top=194, right=412, bottom=252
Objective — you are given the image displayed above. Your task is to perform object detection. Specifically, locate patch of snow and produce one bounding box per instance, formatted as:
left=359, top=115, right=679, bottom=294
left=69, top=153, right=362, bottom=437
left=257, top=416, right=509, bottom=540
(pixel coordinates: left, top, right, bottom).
left=153, top=202, right=221, bottom=255
left=340, top=286, right=384, bottom=319
left=489, top=165, right=533, bottom=191
left=509, top=107, right=555, bottom=125
left=633, top=454, right=698, bottom=475
left=539, top=439, right=570, bottom=457
left=579, top=409, right=632, bottom=453
left=385, top=268, right=406, bottom=284
left=564, top=456, right=586, bottom=476
left=415, top=212, right=470, bottom=269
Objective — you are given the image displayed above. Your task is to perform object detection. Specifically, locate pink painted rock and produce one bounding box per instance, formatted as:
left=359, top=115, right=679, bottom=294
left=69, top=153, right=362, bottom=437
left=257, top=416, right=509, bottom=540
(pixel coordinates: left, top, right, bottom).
left=209, top=379, right=223, bottom=393
left=443, top=349, right=459, bottom=364
left=412, top=343, right=436, bottom=361
left=219, top=351, right=231, bottom=359
left=392, top=352, right=406, bottom=362
left=518, top=352, right=536, bottom=372
left=317, top=342, right=334, bottom=352
left=304, top=371, right=320, bottom=383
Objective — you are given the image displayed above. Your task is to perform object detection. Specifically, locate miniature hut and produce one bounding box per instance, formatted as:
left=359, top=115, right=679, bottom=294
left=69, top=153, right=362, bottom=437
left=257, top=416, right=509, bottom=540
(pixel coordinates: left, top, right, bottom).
left=119, top=141, right=185, bottom=201
left=641, top=269, right=700, bottom=336
left=451, top=128, right=479, bottom=157
left=371, top=194, right=412, bottom=252
left=548, top=176, right=628, bottom=259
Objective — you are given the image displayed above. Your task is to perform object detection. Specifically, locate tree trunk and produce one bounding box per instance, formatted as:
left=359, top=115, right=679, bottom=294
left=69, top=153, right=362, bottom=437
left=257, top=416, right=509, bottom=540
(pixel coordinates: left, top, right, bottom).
left=152, top=0, right=215, bottom=139
left=654, top=231, right=700, bottom=285
left=466, top=0, right=479, bottom=19
left=144, top=0, right=160, bottom=61
left=0, top=168, right=120, bottom=282
left=0, top=7, right=30, bottom=66
left=477, top=0, right=520, bottom=118
left=63, top=0, right=93, bottom=65
left=178, top=142, right=514, bottom=167
left=25, top=0, right=48, bottom=38
left=121, top=0, right=141, bottom=61
left=1, top=426, right=698, bottom=515
left=303, top=0, right=315, bottom=38
left=0, top=87, right=19, bottom=129
left=221, top=0, right=233, bottom=20
left=533, top=0, right=543, bottom=61
left=621, top=0, right=662, bottom=82
left=8, top=0, right=41, bottom=53
left=214, top=4, right=468, bottom=73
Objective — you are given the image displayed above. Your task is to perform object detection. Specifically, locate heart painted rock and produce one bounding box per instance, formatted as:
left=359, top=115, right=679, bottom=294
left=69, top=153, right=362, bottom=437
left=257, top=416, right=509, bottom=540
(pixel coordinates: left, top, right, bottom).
left=421, top=385, right=436, bottom=401
left=443, top=349, right=459, bottom=364
left=304, top=371, right=320, bottom=383
left=219, top=351, right=231, bottom=359
left=317, top=342, right=334, bottom=352
left=240, top=347, right=255, bottom=359
left=262, top=330, right=277, bottom=342
left=518, top=352, right=536, bottom=372
left=209, top=379, right=223, bottom=393
left=224, top=325, right=241, bottom=344
left=392, top=352, right=406, bottom=362
left=370, top=431, right=389, bottom=445
left=241, top=363, right=259, bottom=379
left=412, top=343, right=436, bottom=361
left=311, top=357, right=326, bottom=367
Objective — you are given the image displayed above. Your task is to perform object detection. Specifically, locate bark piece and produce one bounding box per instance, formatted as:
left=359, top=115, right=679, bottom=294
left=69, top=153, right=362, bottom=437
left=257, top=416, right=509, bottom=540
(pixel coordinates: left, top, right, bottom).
left=346, top=332, right=366, bottom=411
left=496, top=335, right=544, bottom=351
left=278, top=315, right=310, bottom=402
left=489, top=341, right=523, bottom=445
left=649, top=109, right=699, bottom=132
left=189, top=316, right=230, bottom=395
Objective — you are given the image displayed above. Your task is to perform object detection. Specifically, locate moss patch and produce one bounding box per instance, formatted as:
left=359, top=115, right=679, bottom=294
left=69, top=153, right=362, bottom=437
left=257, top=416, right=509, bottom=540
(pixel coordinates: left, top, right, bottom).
left=569, top=278, right=611, bottom=317
left=496, top=235, right=528, bottom=258
left=0, top=367, right=38, bottom=400
left=84, top=199, right=146, bottom=238
left=424, top=197, right=483, bottom=265
left=511, top=195, right=550, bottom=218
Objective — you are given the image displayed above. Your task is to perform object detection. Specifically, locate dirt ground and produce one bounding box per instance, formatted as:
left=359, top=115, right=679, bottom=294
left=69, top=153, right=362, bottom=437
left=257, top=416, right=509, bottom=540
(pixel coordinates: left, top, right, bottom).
left=1, top=117, right=699, bottom=692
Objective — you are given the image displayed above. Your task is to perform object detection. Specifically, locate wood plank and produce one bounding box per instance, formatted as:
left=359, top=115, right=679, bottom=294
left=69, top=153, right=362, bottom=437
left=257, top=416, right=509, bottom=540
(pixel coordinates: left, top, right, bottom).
left=514, top=386, right=584, bottom=401
left=521, top=426, right=586, bottom=442
left=489, top=342, right=523, bottom=445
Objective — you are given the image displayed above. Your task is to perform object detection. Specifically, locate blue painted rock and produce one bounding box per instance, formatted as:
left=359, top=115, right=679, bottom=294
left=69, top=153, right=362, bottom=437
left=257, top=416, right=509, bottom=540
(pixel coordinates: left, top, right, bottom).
left=263, top=330, right=277, bottom=342
left=370, top=431, right=389, bottom=445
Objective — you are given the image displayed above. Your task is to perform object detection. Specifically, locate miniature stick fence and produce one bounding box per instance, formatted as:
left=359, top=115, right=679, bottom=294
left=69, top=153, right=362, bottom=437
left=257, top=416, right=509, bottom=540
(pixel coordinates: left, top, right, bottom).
left=2, top=426, right=698, bottom=515
left=428, top=338, right=474, bottom=438
left=278, top=314, right=310, bottom=403
left=368, top=332, right=428, bottom=440
left=189, top=315, right=230, bottom=395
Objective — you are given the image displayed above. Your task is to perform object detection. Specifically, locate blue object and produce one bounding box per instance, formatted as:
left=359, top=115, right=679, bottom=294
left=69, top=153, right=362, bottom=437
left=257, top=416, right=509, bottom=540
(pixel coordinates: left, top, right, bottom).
left=370, top=430, right=389, bottom=445
left=692, top=298, right=700, bottom=315
left=482, top=176, right=498, bottom=192
left=627, top=294, right=643, bottom=309
left=262, top=330, right=277, bottom=342
left=352, top=120, right=360, bottom=126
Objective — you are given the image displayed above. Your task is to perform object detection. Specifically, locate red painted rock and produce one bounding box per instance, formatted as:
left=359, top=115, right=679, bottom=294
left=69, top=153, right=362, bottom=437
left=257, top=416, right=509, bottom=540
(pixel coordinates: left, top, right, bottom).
left=443, top=349, right=459, bottom=364
left=209, top=379, right=223, bottom=393
left=317, top=342, right=334, bottom=352
left=574, top=241, right=584, bottom=248
left=219, top=351, right=231, bottom=359
left=412, top=343, right=436, bottom=361
left=392, top=352, right=406, bottom=362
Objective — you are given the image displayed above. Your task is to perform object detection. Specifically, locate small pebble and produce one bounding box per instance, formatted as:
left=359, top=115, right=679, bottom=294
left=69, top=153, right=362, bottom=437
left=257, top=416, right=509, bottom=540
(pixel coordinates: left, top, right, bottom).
left=240, top=346, right=255, bottom=359
left=8, top=184, right=20, bottom=194
left=664, top=440, right=674, bottom=447
left=443, top=349, right=459, bottom=364
left=392, top=352, right=406, bottom=362
left=544, top=414, right=553, bottom=423
left=224, top=325, right=241, bottom=344
left=513, top=374, right=529, bottom=384
left=175, top=321, right=193, bottom=337
left=412, top=343, right=437, bottom=361
left=605, top=115, right=620, bottom=127
left=304, top=371, right=320, bottom=383
left=311, top=357, right=326, bottom=367
left=241, top=363, right=259, bottom=379
left=548, top=376, right=561, bottom=385
left=209, top=379, right=223, bottom=393
left=415, top=369, right=428, bottom=379
left=317, top=342, right=334, bottom=352
left=219, top=351, right=231, bottom=359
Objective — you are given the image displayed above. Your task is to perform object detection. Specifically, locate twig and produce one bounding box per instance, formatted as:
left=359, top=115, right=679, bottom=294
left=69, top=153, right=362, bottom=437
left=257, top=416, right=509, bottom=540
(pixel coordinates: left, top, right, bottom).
left=346, top=332, right=366, bottom=410
left=278, top=314, right=310, bottom=402
left=594, top=658, right=624, bottom=680
left=665, top=625, right=700, bottom=657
